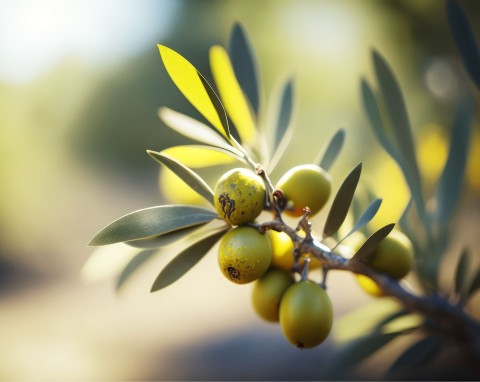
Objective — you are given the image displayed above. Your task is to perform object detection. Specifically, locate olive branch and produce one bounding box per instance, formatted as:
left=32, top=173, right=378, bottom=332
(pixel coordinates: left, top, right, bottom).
left=85, top=1, right=480, bottom=378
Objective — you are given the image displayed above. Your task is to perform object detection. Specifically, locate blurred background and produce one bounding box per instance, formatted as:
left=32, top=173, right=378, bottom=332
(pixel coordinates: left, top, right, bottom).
left=0, top=0, right=479, bottom=379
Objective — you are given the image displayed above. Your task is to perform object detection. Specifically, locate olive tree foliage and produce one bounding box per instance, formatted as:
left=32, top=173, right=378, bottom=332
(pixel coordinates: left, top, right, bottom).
left=85, top=1, right=480, bottom=378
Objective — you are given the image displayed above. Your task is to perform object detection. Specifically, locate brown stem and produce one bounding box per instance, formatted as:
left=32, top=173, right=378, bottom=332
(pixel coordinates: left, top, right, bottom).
left=259, top=219, right=480, bottom=370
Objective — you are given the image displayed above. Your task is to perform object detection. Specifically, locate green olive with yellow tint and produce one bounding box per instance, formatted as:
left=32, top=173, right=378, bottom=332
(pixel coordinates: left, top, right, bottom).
left=276, top=164, right=331, bottom=217
left=252, top=268, right=295, bottom=322
left=368, top=229, right=414, bottom=280
left=355, top=274, right=384, bottom=297
left=218, top=226, right=271, bottom=284
left=279, top=281, right=333, bottom=349
left=214, top=168, right=266, bottom=226
left=267, top=230, right=322, bottom=271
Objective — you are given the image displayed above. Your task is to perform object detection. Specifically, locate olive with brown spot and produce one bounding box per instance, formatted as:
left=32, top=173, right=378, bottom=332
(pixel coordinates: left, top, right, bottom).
left=214, top=168, right=266, bottom=226
left=218, top=226, right=272, bottom=284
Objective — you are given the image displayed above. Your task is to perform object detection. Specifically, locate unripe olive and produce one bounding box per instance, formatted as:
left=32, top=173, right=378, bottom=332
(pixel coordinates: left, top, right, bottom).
left=356, top=230, right=414, bottom=297
left=368, top=229, right=414, bottom=279
left=276, top=164, right=331, bottom=217
left=280, top=281, right=333, bottom=349
left=218, top=226, right=271, bottom=284
left=267, top=230, right=322, bottom=271
left=214, top=168, right=266, bottom=226
left=252, top=268, right=295, bottom=322
left=355, top=274, right=384, bottom=297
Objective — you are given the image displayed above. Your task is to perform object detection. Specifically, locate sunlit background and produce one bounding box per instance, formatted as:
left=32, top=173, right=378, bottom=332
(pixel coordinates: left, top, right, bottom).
left=1, top=0, right=479, bottom=379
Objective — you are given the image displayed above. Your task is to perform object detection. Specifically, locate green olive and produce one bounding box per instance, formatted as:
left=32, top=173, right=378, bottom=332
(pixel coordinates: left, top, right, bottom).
left=368, top=229, right=414, bottom=279
left=218, top=226, right=271, bottom=284
left=252, top=268, right=295, bottom=322
left=267, top=230, right=322, bottom=271
left=276, top=164, right=331, bottom=217
left=279, top=281, right=333, bottom=348
left=214, top=168, right=266, bottom=226
left=355, top=274, right=384, bottom=297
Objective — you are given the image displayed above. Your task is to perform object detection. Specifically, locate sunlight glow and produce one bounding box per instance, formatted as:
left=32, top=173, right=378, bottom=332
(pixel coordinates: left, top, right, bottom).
left=0, top=0, right=179, bottom=83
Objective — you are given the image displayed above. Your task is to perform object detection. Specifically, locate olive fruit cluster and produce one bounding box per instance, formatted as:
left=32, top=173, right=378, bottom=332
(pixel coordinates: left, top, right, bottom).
left=213, top=165, right=334, bottom=349
left=356, top=230, right=414, bottom=296
left=252, top=269, right=333, bottom=348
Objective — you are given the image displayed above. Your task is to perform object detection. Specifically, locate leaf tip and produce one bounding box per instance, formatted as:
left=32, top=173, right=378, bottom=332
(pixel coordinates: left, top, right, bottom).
left=157, top=44, right=170, bottom=56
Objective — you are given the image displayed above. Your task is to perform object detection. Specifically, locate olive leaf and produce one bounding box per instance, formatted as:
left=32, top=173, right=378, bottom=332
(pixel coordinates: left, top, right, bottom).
left=360, top=78, right=401, bottom=165
left=435, top=97, right=474, bottom=225
left=151, top=228, right=227, bottom=292
left=158, top=45, right=230, bottom=140
left=388, top=335, right=443, bottom=376
left=81, top=243, right=141, bottom=284
left=320, top=331, right=404, bottom=379
left=323, top=163, right=362, bottom=238
left=209, top=45, right=257, bottom=145
left=273, top=77, right=294, bottom=151
left=372, top=51, right=425, bottom=218
left=336, top=198, right=382, bottom=247
left=455, top=249, right=470, bottom=297
left=116, top=249, right=158, bottom=291
left=125, top=225, right=205, bottom=249
left=315, top=128, right=345, bottom=171
left=267, top=77, right=295, bottom=172
left=147, top=150, right=215, bottom=206
left=88, top=205, right=218, bottom=246
left=197, top=72, right=233, bottom=142
left=158, top=107, right=243, bottom=158
left=334, top=299, right=403, bottom=343
left=351, top=223, right=395, bottom=264
left=447, top=0, right=480, bottom=89
left=161, top=145, right=239, bottom=168
left=229, top=22, right=260, bottom=115
left=467, top=268, right=480, bottom=299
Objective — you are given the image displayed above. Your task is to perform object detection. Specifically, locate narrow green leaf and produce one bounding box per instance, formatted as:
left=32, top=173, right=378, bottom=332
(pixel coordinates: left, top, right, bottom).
left=351, top=223, right=395, bottom=264
left=116, top=249, right=158, bottom=291
left=398, top=198, right=413, bottom=231
left=334, top=299, right=403, bottom=343
left=229, top=22, right=260, bottom=115
left=125, top=225, right=205, bottom=249
left=151, top=229, right=227, bottom=291
left=88, top=205, right=218, bottom=246
left=321, top=331, right=402, bottom=379
left=467, top=268, right=480, bottom=298
left=374, top=308, right=409, bottom=329
left=316, top=128, right=345, bottom=171
left=266, top=77, right=296, bottom=173
left=337, top=198, right=382, bottom=246
left=361, top=79, right=401, bottom=164
left=388, top=335, right=443, bottom=376
left=147, top=151, right=215, bottom=206
left=455, top=249, right=470, bottom=295
left=351, top=196, right=364, bottom=230
left=372, top=51, right=424, bottom=215
left=267, top=125, right=294, bottom=173
left=158, top=107, right=243, bottom=158
left=447, top=0, right=480, bottom=89
left=273, top=77, right=294, bottom=151
left=197, top=72, right=232, bottom=141
left=435, top=97, right=474, bottom=224
left=323, top=163, right=362, bottom=238
left=80, top=243, right=140, bottom=284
